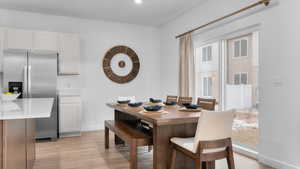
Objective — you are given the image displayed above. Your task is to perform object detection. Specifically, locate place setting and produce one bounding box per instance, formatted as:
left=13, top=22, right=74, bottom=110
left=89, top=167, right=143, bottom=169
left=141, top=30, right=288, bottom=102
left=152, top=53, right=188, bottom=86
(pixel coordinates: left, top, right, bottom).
left=179, top=103, right=202, bottom=112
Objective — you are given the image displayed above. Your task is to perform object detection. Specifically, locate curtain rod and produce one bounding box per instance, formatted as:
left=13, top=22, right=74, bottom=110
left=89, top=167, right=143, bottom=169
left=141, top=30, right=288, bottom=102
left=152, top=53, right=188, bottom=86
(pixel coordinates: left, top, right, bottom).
left=176, top=0, right=270, bottom=39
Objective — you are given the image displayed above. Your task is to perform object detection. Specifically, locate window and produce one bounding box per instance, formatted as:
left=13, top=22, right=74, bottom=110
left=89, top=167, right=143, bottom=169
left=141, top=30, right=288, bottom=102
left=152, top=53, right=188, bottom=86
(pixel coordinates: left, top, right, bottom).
left=234, top=39, right=248, bottom=57
left=202, top=46, right=212, bottom=62
left=203, top=77, right=212, bottom=96
left=234, top=72, right=248, bottom=85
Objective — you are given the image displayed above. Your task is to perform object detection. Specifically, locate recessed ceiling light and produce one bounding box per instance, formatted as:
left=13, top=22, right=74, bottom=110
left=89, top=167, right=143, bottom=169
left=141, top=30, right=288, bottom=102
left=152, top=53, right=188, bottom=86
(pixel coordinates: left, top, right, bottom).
left=134, top=0, right=143, bottom=5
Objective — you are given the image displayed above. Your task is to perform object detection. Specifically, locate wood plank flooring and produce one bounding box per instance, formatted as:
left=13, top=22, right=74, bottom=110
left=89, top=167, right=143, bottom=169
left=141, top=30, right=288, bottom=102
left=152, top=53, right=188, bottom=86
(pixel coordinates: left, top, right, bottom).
left=33, top=131, right=273, bottom=169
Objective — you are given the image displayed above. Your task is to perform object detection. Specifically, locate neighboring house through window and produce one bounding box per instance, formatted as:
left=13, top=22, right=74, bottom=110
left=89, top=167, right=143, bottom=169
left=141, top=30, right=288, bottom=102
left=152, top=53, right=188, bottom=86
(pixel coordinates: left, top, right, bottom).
left=202, top=77, right=212, bottom=97
left=202, top=46, right=212, bottom=62
left=234, top=72, right=248, bottom=85
left=234, top=38, right=248, bottom=57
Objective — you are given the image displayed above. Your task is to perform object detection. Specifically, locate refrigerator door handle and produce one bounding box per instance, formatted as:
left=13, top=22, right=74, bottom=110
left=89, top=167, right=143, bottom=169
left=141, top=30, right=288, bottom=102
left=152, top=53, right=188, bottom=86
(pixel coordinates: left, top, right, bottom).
left=23, top=65, right=28, bottom=98
left=28, top=65, right=32, bottom=98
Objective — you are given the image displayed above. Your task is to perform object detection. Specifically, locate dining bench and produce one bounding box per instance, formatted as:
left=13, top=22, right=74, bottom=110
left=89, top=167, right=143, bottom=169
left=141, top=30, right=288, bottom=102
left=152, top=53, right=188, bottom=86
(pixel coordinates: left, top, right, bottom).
left=104, top=120, right=152, bottom=169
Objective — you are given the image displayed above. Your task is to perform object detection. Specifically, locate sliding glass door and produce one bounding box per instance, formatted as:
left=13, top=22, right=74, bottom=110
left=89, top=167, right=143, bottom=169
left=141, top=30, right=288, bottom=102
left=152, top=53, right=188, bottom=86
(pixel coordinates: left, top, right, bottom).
left=194, top=31, right=260, bottom=152
left=225, top=32, right=259, bottom=151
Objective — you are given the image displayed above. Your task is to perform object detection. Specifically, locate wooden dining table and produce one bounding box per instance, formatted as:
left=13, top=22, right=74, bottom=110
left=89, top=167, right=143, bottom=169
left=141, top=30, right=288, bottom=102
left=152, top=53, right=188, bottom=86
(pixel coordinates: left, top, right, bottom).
left=106, top=103, right=216, bottom=169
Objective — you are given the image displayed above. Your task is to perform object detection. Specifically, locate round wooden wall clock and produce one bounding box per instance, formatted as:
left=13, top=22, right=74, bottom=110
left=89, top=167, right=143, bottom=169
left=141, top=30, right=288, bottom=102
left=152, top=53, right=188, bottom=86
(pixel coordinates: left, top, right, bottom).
left=103, top=46, right=140, bottom=84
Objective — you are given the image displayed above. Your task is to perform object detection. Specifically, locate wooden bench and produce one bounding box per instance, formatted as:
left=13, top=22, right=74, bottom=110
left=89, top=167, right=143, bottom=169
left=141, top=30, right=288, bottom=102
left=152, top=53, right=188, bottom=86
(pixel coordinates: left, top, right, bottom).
left=105, top=120, right=152, bottom=169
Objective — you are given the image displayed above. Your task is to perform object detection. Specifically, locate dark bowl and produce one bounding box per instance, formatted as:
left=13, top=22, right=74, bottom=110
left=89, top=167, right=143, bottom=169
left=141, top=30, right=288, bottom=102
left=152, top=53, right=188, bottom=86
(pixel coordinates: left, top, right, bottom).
left=149, top=98, right=162, bottom=103
left=184, top=104, right=200, bottom=109
left=117, top=100, right=130, bottom=104
left=128, top=102, right=143, bottom=107
left=144, top=105, right=162, bottom=112
left=182, top=103, right=191, bottom=107
left=164, top=101, right=177, bottom=106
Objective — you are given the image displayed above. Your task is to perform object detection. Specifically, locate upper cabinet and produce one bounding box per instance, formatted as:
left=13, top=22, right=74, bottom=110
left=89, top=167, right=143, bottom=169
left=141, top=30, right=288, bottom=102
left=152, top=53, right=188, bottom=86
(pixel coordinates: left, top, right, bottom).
left=32, top=31, right=59, bottom=54
left=4, top=28, right=33, bottom=51
left=58, top=33, right=80, bottom=75
left=1, top=28, right=80, bottom=75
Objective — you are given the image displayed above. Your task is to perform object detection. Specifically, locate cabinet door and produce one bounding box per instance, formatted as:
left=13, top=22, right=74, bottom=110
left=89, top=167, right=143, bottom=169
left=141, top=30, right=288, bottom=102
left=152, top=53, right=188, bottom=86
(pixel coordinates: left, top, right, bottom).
left=4, top=28, right=33, bottom=51
left=3, top=120, right=27, bottom=169
left=58, top=33, right=80, bottom=75
left=59, top=101, right=81, bottom=133
left=32, top=31, right=58, bottom=54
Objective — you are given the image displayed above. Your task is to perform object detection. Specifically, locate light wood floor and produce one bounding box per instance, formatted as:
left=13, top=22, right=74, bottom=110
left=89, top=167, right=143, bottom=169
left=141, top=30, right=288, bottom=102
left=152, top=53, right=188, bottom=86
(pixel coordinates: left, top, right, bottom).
left=33, top=131, right=273, bottom=169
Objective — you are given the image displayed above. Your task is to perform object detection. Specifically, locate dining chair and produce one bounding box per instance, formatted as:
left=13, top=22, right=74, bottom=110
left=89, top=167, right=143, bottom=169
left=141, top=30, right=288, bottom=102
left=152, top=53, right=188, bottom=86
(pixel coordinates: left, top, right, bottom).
left=169, top=110, right=235, bottom=169
left=197, top=98, right=216, bottom=111
left=166, top=96, right=178, bottom=103
left=178, top=96, right=193, bottom=106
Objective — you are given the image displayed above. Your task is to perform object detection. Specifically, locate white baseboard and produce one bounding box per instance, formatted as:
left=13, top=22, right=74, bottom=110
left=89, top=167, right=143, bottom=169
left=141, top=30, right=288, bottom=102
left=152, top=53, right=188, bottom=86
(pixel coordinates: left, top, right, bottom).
left=60, top=132, right=81, bottom=138
left=258, top=155, right=300, bottom=169
left=233, top=144, right=300, bottom=169
left=233, top=144, right=258, bottom=159
left=81, top=123, right=103, bottom=131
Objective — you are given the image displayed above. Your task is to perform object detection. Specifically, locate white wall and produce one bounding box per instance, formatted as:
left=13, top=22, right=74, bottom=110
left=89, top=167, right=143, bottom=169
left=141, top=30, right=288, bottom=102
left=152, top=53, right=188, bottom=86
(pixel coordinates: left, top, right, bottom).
left=159, top=0, right=300, bottom=168
left=0, top=9, right=161, bottom=131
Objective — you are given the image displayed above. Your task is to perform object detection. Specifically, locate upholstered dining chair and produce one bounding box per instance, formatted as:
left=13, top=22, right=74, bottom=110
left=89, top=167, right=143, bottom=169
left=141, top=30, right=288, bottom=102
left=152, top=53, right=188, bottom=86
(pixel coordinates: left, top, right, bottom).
left=197, top=98, right=216, bottom=111
left=166, top=96, right=178, bottom=103
left=169, top=110, right=235, bottom=169
left=178, top=96, right=193, bottom=106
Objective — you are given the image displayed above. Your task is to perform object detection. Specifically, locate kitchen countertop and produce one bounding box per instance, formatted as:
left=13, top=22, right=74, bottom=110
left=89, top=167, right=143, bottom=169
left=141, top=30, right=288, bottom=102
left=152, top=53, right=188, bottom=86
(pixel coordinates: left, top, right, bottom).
left=0, top=98, right=54, bottom=120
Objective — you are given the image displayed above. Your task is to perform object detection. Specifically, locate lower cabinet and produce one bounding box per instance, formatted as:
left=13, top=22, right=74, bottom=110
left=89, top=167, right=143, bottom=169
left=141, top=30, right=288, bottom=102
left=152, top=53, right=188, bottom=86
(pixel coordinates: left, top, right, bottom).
left=59, top=96, right=82, bottom=137
left=0, top=119, right=36, bottom=169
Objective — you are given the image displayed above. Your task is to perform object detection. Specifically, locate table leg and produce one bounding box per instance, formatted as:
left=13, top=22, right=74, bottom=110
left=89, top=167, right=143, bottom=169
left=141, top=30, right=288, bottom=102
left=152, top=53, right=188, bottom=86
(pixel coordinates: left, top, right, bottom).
left=105, top=127, right=109, bottom=149
left=130, top=140, right=137, bottom=169
left=114, top=110, right=135, bottom=145
left=202, top=161, right=215, bottom=169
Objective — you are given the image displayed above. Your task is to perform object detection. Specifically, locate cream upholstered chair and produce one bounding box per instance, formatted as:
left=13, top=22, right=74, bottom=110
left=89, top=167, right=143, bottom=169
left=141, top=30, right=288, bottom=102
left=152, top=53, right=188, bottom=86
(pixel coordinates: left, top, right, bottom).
left=169, top=110, right=235, bottom=169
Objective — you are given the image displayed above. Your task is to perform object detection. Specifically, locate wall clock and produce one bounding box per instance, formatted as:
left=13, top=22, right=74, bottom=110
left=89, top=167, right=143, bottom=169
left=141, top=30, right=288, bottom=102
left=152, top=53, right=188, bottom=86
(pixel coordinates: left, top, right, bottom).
left=103, top=46, right=140, bottom=84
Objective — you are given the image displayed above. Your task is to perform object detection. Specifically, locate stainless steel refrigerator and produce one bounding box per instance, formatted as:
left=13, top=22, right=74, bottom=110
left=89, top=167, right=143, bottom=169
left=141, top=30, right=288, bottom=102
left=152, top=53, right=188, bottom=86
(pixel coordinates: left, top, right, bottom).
left=3, top=50, right=58, bottom=140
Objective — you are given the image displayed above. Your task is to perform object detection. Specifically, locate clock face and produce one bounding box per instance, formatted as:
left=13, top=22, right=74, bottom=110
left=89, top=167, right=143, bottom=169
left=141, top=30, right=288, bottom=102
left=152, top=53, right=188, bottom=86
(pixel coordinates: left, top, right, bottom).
left=103, top=46, right=140, bottom=84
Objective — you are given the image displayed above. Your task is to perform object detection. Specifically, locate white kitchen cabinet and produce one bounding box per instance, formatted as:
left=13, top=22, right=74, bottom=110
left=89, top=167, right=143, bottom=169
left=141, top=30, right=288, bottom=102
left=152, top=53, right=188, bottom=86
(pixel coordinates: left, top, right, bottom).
left=58, top=33, right=80, bottom=75
left=4, top=28, right=33, bottom=51
left=32, top=31, right=58, bottom=54
left=59, top=96, right=82, bottom=137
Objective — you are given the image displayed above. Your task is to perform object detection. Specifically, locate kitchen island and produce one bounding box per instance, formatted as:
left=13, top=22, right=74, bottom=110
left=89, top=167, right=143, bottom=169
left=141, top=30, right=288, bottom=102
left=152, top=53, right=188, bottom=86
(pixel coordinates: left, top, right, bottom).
left=0, top=98, right=54, bottom=169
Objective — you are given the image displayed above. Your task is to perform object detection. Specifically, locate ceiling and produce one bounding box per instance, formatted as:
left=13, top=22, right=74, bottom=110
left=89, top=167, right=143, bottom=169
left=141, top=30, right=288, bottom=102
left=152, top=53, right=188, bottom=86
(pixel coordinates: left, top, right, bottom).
left=0, top=0, right=207, bottom=26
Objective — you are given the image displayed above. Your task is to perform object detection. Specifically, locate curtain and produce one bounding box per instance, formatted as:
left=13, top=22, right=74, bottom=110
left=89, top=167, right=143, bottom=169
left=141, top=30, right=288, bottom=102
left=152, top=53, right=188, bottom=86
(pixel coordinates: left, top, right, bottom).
left=178, top=33, right=196, bottom=98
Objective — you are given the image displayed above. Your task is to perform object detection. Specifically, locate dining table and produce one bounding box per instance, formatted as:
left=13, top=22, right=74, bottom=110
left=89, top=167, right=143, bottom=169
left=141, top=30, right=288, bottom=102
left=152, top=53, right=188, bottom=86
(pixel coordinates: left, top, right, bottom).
left=106, top=103, right=216, bottom=169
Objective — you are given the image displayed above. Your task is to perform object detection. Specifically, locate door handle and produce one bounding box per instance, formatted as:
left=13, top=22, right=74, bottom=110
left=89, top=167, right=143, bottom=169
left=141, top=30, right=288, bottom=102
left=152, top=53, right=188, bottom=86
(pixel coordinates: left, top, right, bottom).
left=28, top=65, right=32, bottom=98
left=23, top=66, right=28, bottom=98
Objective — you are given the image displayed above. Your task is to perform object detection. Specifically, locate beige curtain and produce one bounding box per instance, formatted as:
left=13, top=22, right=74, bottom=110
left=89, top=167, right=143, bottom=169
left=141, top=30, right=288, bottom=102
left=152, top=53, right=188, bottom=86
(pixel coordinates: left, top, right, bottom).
left=178, top=33, right=196, bottom=97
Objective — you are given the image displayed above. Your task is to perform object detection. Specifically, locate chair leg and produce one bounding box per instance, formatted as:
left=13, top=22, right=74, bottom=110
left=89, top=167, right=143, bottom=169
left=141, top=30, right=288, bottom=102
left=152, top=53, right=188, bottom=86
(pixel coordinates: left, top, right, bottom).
left=130, top=140, right=137, bottom=169
left=203, top=161, right=215, bottom=169
left=170, top=148, right=177, bottom=169
left=227, top=147, right=235, bottom=169
left=195, top=158, right=202, bottom=169
left=105, top=127, right=109, bottom=149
